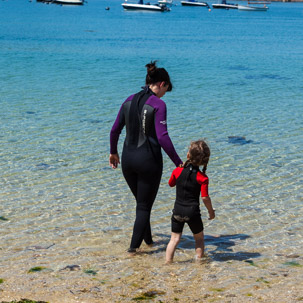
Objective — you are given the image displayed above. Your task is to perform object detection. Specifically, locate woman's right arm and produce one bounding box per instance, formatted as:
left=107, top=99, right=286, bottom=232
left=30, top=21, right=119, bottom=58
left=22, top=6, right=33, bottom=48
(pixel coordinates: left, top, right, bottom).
left=109, top=106, right=123, bottom=169
left=109, top=96, right=132, bottom=168
left=110, top=104, right=125, bottom=156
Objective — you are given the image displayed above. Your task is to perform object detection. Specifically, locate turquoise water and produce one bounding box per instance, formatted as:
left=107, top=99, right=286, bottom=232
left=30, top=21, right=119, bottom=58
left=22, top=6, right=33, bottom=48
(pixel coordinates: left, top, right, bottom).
left=0, top=0, right=303, bottom=298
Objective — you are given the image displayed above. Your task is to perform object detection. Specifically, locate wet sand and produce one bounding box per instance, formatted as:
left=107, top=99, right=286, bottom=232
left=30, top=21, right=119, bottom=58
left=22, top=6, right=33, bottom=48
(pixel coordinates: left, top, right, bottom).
left=1, top=233, right=302, bottom=303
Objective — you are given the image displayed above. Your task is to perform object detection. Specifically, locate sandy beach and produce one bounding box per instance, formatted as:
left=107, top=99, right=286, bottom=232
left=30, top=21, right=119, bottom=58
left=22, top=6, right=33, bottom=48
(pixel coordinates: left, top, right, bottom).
left=1, top=231, right=303, bottom=303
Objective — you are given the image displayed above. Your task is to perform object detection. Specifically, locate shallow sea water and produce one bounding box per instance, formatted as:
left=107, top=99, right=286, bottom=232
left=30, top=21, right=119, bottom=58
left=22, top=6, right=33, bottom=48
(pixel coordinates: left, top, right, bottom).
left=0, top=0, right=303, bottom=302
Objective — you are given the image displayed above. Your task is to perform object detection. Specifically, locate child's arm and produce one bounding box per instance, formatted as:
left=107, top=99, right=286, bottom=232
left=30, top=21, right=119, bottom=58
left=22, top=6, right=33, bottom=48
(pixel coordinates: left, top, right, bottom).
left=168, top=172, right=176, bottom=187
left=197, top=172, right=215, bottom=220
left=168, top=167, right=182, bottom=187
left=202, top=196, right=215, bottom=220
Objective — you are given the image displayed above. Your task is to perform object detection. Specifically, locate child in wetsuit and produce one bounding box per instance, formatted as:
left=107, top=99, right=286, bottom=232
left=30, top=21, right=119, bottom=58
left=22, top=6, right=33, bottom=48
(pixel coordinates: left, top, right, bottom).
left=165, top=140, right=215, bottom=263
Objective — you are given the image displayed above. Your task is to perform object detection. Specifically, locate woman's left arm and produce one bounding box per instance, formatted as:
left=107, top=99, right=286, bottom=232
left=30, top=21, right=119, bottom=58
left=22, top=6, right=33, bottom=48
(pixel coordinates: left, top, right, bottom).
left=154, top=100, right=182, bottom=167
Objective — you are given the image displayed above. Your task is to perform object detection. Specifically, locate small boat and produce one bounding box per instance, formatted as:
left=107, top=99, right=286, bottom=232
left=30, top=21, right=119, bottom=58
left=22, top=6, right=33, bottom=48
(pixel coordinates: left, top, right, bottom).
left=212, top=0, right=238, bottom=9
left=238, top=5, right=268, bottom=10
left=36, top=0, right=55, bottom=3
left=52, top=0, right=84, bottom=4
left=122, top=0, right=171, bottom=11
left=238, top=0, right=269, bottom=10
left=158, top=0, right=173, bottom=6
left=181, top=0, right=209, bottom=7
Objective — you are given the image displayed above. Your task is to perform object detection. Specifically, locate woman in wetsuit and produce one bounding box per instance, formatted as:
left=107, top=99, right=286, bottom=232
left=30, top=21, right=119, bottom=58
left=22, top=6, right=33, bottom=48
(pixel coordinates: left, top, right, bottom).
left=109, top=61, right=182, bottom=253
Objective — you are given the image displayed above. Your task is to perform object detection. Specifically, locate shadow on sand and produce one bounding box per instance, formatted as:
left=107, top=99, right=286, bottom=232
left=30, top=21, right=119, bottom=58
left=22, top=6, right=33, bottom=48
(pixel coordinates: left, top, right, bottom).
left=151, top=233, right=260, bottom=262
left=204, top=234, right=261, bottom=262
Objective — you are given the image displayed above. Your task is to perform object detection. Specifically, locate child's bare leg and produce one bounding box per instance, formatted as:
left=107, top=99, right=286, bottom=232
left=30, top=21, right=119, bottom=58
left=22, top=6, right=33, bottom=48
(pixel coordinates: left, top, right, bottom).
left=165, top=232, right=182, bottom=264
left=193, top=231, right=204, bottom=259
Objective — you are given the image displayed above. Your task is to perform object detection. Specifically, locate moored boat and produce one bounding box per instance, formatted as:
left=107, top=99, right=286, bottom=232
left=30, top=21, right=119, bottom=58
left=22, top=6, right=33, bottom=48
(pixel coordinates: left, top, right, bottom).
left=52, top=0, right=84, bottom=4
left=238, top=0, right=269, bottom=10
left=36, top=0, right=55, bottom=3
left=238, top=4, right=268, bottom=10
left=122, top=0, right=170, bottom=11
left=212, top=0, right=238, bottom=9
left=158, top=0, right=173, bottom=6
left=181, top=0, right=209, bottom=7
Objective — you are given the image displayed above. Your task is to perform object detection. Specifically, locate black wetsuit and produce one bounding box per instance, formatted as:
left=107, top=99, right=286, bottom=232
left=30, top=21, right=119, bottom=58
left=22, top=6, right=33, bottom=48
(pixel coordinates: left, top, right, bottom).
left=110, top=87, right=182, bottom=250
left=168, top=164, right=209, bottom=234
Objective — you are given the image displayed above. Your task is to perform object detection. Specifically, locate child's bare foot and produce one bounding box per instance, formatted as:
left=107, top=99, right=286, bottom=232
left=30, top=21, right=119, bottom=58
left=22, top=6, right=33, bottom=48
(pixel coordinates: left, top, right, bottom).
left=195, top=255, right=205, bottom=262
left=195, top=255, right=208, bottom=263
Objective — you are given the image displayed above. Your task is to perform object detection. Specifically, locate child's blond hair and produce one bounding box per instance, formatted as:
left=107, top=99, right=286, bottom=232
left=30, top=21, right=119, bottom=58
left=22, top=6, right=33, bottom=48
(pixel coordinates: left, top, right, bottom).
left=183, top=140, right=210, bottom=173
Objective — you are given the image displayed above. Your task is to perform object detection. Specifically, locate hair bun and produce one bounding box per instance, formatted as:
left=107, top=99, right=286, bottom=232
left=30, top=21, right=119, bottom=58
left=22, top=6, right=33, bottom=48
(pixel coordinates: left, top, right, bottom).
left=145, top=61, right=157, bottom=75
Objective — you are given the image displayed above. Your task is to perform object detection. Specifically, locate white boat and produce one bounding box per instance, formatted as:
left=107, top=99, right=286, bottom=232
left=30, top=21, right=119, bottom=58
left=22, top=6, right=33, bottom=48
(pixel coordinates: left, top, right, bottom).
left=212, top=0, right=238, bottom=9
left=158, top=0, right=173, bottom=6
left=52, top=0, right=84, bottom=4
left=238, top=4, right=268, bottom=10
left=238, top=0, right=269, bottom=10
left=181, top=0, right=209, bottom=7
left=122, top=0, right=170, bottom=11
left=36, top=0, right=53, bottom=2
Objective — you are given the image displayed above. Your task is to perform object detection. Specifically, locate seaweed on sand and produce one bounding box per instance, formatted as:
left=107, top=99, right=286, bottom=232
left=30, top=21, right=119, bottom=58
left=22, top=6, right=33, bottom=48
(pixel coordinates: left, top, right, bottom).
left=244, top=260, right=258, bottom=267
left=209, top=288, right=225, bottom=292
left=132, top=290, right=166, bottom=301
left=83, top=269, right=98, bottom=276
left=28, top=266, right=47, bottom=273
left=256, top=277, right=270, bottom=284
left=283, top=261, right=302, bottom=267
left=0, top=299, right=48, bottom=303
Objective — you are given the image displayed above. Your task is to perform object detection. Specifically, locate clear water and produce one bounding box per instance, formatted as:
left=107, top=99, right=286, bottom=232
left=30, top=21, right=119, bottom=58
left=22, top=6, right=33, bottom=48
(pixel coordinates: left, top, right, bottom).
left=0, top=0, right=303, bottom=301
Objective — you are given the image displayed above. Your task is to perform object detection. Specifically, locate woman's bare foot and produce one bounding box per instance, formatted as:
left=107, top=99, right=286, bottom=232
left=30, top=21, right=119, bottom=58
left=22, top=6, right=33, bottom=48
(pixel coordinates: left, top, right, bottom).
left=127, top=248, right=137, bottom=256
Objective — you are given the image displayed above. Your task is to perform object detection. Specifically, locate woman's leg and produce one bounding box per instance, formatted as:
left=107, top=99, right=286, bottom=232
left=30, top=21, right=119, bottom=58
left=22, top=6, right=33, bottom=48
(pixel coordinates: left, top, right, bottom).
left=129, top=167, right=162, bottom=248
left=122, top=147, right=162, bottom=250
left=122, top=166, right=138, bottom=199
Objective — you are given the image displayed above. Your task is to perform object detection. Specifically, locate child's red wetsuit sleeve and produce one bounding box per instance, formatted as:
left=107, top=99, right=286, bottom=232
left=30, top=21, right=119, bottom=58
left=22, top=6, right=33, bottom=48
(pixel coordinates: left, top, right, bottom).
left=196, top=171, right=209, bottom=197
left=168, top=167, right=183, bottom=187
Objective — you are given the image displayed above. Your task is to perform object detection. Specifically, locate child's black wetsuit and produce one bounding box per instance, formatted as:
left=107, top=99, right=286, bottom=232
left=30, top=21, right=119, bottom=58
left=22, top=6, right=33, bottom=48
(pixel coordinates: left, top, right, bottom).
left=110, top=86, right=182, bottom=250
left=168, top=164, right=209, bottom=234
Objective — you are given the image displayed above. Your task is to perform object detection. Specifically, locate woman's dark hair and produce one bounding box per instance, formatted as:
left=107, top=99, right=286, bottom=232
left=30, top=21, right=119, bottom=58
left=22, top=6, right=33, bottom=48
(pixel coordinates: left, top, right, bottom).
left=183, top=140, right=210, bottom=173
left=145, top=61, right=173, bottom=92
